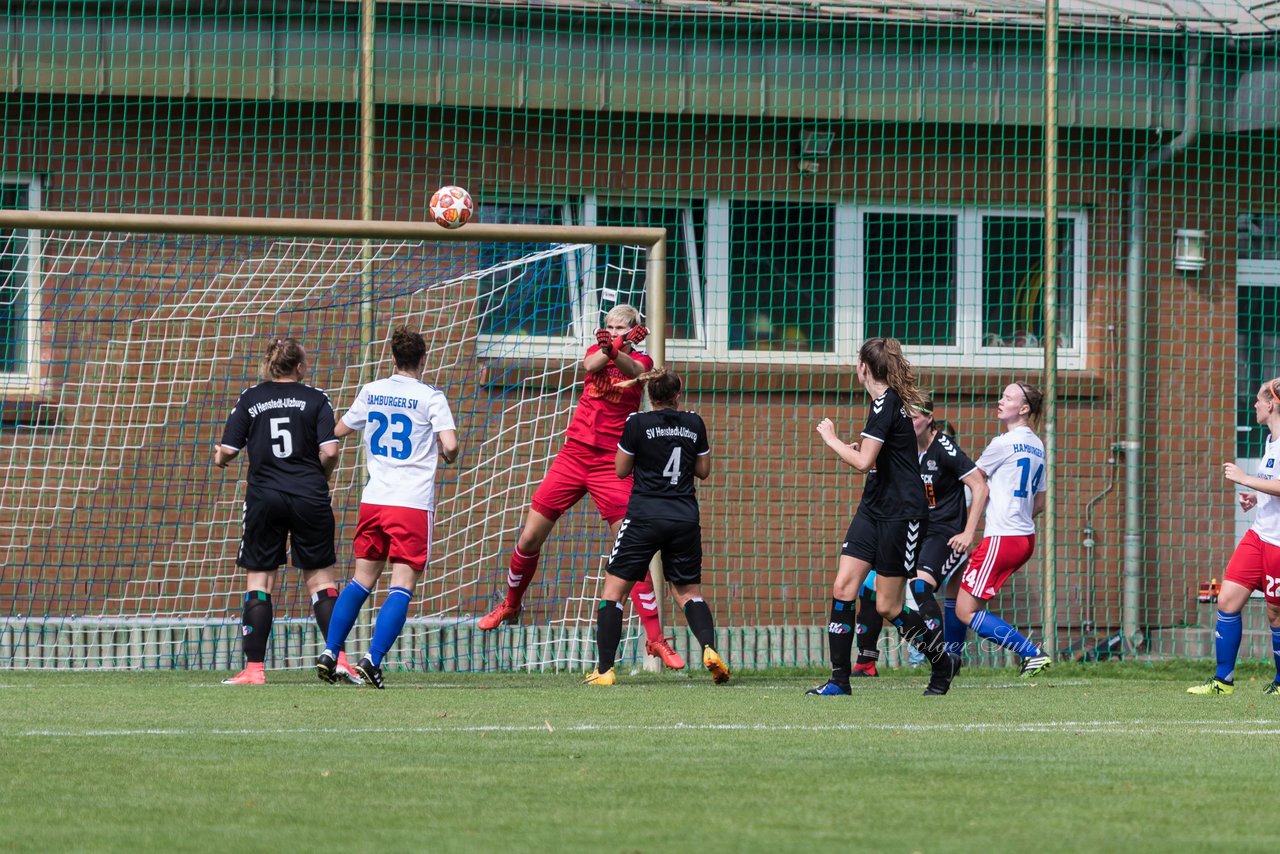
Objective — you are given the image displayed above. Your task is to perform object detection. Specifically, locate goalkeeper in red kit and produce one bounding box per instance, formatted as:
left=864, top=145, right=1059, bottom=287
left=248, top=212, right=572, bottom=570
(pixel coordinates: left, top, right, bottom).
left=477, top=303, right=685, bottom=669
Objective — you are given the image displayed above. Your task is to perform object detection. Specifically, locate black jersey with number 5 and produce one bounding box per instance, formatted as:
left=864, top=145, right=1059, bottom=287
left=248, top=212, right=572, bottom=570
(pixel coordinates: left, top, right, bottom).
left=618, top=409, right=710, bottom=520
left=220, top=381, right=337, bottom=500
left=919, top=431, right=978, bottom=537
left=856, top=388, right=928, bottom=522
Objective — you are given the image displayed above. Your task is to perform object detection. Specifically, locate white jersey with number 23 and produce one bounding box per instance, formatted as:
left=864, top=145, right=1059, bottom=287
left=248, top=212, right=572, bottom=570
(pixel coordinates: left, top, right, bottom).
left=342, top=374, right=456, bottom=512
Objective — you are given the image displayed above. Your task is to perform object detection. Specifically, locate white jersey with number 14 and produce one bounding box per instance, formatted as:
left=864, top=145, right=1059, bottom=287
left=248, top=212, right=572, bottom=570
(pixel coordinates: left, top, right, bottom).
left=341, top=374, right=456, bottom=511
left=975, top=424, right=1046, bottom=537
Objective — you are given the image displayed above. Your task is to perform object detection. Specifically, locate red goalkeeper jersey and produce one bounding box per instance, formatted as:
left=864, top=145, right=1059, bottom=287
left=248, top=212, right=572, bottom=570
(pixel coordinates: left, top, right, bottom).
left=564, top=343, right=654, bottom=451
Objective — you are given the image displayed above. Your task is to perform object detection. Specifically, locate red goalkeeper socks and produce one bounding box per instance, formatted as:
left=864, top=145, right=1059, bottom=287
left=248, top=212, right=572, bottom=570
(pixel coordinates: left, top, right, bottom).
left=504, top=547, right=540, bottom=608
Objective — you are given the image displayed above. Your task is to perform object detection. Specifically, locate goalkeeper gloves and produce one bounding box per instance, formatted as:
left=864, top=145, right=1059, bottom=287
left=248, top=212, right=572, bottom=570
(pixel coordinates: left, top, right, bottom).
left=594, top=328, right=615, bottom=357
left=624, top=325, right=649, bottom=346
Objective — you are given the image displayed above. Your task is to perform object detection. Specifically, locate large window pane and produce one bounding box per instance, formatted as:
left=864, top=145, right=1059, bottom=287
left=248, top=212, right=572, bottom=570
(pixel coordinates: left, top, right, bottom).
left=476, top=203, right=573, bottom=336
left=982, top=216, right=1075, bottom=348
left=0, top=184, right=30, bottom=372
left=729, top=202, right=833, bottom=352
left=864, top=213, right=956, bottom=345
left=1237, top=283, right=1280, bottom=458
left=596, top=203, right=705, bottom=339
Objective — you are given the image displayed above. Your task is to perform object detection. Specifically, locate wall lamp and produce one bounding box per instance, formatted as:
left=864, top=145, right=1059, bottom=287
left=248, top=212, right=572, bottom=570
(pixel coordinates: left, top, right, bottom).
left=1173, top=228, right=1207, bottom=273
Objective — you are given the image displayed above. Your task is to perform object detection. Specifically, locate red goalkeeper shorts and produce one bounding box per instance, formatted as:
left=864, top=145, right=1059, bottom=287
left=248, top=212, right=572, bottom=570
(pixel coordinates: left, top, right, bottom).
left=352, top=504, right=434, bottom=571
left=530, top=439, right=631, bottom=524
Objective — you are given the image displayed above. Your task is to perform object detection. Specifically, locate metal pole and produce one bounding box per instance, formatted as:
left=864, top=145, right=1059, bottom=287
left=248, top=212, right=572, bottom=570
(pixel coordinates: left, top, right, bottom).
left=0, top=210, right=667, bottom=247
left=360, top=0, right=377, bottom=380
left=1041, top=0, right=1059, bottom=656
left=644, top=236, right=668, bottom=668
left=1122, top=46, right=1203, bottom=653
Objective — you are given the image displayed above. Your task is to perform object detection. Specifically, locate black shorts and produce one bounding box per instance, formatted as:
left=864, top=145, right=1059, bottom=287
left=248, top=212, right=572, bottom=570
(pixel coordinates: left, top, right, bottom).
left=606, top=515, right=703, bottom=587
left=840, top=512, right=928, bottom=579
left=917, top=531, right=969, bottom=587
left=237, top=484, right=336, bottom=571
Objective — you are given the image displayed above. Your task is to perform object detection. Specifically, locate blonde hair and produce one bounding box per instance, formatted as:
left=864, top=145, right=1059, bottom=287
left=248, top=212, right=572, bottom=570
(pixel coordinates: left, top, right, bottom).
left=1267, top=377, right=1280, bottom=405
left=858, top=337, right=924, bottom=410
left=262, top=337, right=305, bottom=380
left=604, top=304, right=641, bottom=328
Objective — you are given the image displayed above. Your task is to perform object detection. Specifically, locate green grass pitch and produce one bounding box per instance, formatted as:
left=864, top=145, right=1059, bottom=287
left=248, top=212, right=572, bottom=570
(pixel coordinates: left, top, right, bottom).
left=3, top=661, right=1276, bottom=853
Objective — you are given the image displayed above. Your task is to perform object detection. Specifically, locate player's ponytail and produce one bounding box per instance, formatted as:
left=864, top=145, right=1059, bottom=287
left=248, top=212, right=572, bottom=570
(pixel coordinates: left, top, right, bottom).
left=639, top=367, right=682, bottom=407
left=1014, top=381, right=1044, bottom=424
left=859, top=337, right=925, bottom=410
left=262, top=337, right=305, bottom=380
left=391, top=325, right=427, bottom=371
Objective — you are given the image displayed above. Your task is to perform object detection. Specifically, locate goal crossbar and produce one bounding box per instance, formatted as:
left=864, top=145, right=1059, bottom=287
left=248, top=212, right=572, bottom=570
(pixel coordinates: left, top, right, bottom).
left=0, top=209, right=669, bottom=365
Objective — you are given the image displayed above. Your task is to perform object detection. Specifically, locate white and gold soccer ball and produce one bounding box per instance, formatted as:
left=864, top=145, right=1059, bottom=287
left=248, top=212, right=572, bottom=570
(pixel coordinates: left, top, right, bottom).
left=429, top=185, right=475, bottom=229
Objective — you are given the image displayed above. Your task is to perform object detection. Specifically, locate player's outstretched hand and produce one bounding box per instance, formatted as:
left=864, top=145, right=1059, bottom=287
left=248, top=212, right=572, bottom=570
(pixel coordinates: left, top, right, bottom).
left=1223, top=462, right=1246, bottom=485
left=624, top=325, right=649, bottom=345
left=1239, top=491, right=1258, bottom=512
left=595, top=328, right=615, bottom=357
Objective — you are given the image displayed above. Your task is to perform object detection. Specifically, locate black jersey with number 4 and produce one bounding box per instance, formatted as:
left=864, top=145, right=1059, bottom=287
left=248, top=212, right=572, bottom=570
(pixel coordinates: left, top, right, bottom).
left=919, top=431, right=977, bottom=537
left=856, top=388, right=928, bottom=521
left=618, top=409, right=710, bottom=520
left=220, top=381, right=337, bottom=500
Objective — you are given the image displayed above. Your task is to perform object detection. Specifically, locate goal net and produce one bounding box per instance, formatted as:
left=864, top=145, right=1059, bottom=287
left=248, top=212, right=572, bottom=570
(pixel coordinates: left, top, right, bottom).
left=0, top=216, right=664, bottom=671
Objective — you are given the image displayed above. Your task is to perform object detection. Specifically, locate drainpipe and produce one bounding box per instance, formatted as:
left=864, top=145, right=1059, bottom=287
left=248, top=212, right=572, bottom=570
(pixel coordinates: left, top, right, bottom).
left=1122, top=44, right=1202, bottom=652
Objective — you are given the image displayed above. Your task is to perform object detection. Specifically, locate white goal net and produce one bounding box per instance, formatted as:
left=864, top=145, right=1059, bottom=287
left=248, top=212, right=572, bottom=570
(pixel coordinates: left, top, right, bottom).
left=0, top=223, right=658, bottom=671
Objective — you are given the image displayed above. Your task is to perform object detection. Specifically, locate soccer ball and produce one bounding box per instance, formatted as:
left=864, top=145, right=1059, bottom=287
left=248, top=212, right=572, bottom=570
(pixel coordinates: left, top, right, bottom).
left=430, top=185, right=475, bottom=229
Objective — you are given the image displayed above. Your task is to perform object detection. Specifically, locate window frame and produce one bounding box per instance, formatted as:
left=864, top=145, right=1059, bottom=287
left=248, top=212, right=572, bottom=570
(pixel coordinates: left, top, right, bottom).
left=477, top=197, right=1089, bottom=371
left=476, top=194, right=709, bottom=360
left=1, top=175, right=42, bottom=393
left=682, top=202, right=1089, bottom=368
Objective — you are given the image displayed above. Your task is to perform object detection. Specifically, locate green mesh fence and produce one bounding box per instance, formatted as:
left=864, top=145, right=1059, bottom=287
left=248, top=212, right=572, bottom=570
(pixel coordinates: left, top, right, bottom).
left=1, top=1, right=1277, bottom=671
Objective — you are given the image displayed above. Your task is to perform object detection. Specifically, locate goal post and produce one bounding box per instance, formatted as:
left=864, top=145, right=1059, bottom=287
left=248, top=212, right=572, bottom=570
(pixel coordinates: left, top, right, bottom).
left=0, top=209, right=669, bottom=671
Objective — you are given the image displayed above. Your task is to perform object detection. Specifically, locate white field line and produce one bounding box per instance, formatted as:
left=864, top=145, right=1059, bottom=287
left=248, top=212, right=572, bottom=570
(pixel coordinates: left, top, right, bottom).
left=14, top=720, right=1280, bottom=738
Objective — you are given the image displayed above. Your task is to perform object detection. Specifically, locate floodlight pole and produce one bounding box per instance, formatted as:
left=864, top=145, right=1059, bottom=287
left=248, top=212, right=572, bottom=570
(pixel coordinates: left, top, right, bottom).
left=1042, top=0, right=1060, bottom=657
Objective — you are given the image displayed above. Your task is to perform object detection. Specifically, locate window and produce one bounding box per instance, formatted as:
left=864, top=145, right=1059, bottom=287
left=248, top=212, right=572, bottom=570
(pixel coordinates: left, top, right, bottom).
left=475, top=203, right=575, bottom=337
left=1237, top=214, right=1280, bottom=458
left=483, top=198, right=1087, bottom=370
left=1239, top=213, right=1280, bottom=261
left=1, top=179, right=37, bottom=383
left=865, top=212, right=957, bottom=346
left=855, top=206, right=1086, bottom=367
left=728, top=201, right=833, bottom=352
left=477, top=198, right=707, bottom=352
left=595, top=203, right=706, bottom=341
left=982, top=216, right=1076, bottom=349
